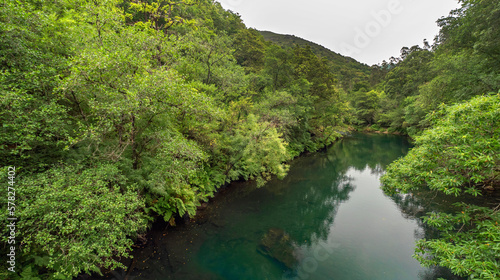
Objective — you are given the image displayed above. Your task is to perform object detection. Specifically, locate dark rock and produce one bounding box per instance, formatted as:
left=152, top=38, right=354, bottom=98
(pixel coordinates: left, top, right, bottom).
left=257, top=228, right=298, bottom=269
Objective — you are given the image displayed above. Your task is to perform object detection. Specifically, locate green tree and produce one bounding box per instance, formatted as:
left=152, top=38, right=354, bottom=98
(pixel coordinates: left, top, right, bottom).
left=125, top=0, right=197, bottom=31
left=382, top=94, right=500, bottom=279
left=289, top=46, right=346, bottom=148
left=350, top=89, right=380, bottom=125
left=377, top=46, right=434, bottom=131
left=376, top=0, right=500, bottom=134
left=173, top=29, right=250, bottom=102
left=264, top=45, right=293, bottom=91
left=0, top=164, right=147, bottom=279
left=0, top=0, right=77, bottom=170
left=233, top=28, right=267, bottom=72
left=218, top=113, right=291, bottom=186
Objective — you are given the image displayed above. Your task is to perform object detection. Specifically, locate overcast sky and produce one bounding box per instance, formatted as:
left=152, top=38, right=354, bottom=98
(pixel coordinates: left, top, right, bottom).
left=218, top=0, right=460, bottom=66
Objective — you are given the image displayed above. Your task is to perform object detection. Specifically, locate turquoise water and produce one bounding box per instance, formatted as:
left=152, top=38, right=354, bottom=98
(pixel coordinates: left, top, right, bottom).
left=111, top=133, right=463, bottom=280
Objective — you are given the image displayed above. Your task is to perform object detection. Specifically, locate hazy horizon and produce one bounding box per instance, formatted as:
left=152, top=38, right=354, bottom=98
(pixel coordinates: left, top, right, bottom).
left=218, top=0, right=460, bottom=65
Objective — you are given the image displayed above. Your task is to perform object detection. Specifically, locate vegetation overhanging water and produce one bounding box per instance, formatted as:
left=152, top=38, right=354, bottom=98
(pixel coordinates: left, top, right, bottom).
left=103, top=133, right=469, bottom=280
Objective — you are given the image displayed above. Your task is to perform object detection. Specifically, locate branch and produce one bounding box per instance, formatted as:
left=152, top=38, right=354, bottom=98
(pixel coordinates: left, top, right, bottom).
left=494, top=203, right=500, bottom=213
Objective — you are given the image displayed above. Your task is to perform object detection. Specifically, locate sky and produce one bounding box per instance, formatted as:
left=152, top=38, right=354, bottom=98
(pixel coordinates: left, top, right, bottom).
left=217, top=0, right=461, bottom=66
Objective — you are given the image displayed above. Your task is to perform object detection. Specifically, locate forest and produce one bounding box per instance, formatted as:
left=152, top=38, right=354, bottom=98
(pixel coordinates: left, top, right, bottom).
left=0, top=0, right=498, bottom=279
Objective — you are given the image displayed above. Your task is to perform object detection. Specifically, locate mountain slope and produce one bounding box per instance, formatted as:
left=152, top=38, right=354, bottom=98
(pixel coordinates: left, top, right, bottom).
left=259, top=30, right=371, bottom=89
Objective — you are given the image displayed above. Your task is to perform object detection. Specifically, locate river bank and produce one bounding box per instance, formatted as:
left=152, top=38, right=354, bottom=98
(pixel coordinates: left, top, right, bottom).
left=78, top=133, right=352, bottom=279
left=86, top=133, right=475, bottom=280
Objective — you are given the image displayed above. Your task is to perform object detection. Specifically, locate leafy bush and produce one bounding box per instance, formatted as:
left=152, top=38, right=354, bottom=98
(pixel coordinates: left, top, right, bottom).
left=381, top=94, right=500, bottom=279
left=382, top=94, right=500, bottom=196
left=0, top=164, right=147, bottom=279
left=415, top=203, right=500, bottom=279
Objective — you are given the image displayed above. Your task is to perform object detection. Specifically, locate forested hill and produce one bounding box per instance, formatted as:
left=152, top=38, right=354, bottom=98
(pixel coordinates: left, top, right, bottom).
left=260, top=30, right=371, bottom=90
left=259, top=30, right=368, bottom=69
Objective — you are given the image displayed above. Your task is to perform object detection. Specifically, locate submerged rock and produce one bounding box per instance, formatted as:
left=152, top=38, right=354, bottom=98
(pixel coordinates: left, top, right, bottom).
left=257, top=228, right=298, bottom=269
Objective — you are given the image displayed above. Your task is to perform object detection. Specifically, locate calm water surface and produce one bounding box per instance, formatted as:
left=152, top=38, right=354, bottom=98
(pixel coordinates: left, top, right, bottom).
left=111, top=133, right=464, bottom=280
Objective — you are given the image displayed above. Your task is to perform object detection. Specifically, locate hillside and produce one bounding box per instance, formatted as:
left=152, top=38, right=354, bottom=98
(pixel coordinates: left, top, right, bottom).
left=259, top=30, right=371, bottom=90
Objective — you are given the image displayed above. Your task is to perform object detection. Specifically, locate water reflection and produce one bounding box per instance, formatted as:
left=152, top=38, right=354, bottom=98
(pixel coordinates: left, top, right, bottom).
left=101, top=133, right=465, bottom=280
left=388, top=182, right=488, bottom=280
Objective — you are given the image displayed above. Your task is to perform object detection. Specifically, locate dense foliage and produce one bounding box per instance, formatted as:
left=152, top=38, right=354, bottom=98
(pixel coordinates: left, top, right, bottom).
left=0, top=0, right=351, bottom=278
left=349, top=0, right=500, bottom=135
left=416, top=203, right=500, bottom=279
left=382, top=94, right=500, bottom=279
left=379, top=1, right=500, bottom=277
left=382, top=94, right=499, bottom=197
left=259, top=31, right=372, bottom=91
left=10, top=165, right=147, bottom=278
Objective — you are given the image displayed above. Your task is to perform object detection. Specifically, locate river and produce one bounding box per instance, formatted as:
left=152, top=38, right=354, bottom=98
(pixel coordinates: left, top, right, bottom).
left=104, top=133, right=467, bottom=280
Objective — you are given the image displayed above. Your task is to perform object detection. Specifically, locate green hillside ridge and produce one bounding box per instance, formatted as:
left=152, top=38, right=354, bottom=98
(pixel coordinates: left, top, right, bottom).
left=259, top=30, right=371, bottom=90
left=259, top=30, right=367, bottom=67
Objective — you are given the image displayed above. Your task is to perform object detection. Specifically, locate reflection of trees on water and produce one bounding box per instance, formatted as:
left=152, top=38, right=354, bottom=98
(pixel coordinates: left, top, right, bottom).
left=272, top=152, right=356, bottom=246
left=391, top=186, right=492, bottom=239
left=418, top=266, right=467, bottom=280
left=323, top=134, right=465, bottom=280
left=294, top=178, right=355, bottom=245
left=282, top=133, right=412, bottom=246
left=370, top=164, right=385, bottom=177
left=324, top=133, right=412, bottom=172
left=390, top=187, right=475, bottom=280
